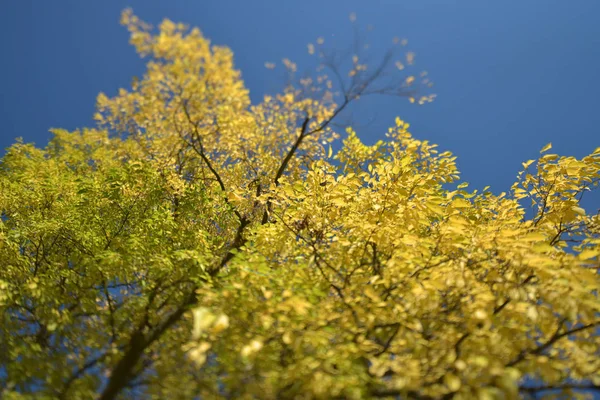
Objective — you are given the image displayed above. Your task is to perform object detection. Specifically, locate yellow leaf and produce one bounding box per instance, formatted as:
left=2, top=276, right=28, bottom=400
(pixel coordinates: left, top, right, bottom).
left=532, top=243, right=554, bottom=253
left=241, top=339, right=263, bottom=357
left=473, top=310, right=488, bottom=320
left=572, top=206, right=585, bottom=216
left=477, top=388, right=497, bottom=400
left=542, top=154, right=558, bottom=161
left=522, top=159, right=535, bottom=169
left=192, top=307, right=215, bottom=339
left=578, top=249, right=599, bottom=260
left=526, top=306, right=539, bottom=321
left=452, top=198, right=470, bottom=208
left=521, top=232, right=546, bottom=242
left=211, top=314, right=229, bottom=333
left=426, top=202, right=445, bottom=215
left=364, top=286, right=381, bottom=302
left=540, top=142, right=552, bottom=153
left=444, top=373, right=461, bottom=391
left=188, top=347, right=208, bottom=367
left=289, top=297, right=311, bottom=315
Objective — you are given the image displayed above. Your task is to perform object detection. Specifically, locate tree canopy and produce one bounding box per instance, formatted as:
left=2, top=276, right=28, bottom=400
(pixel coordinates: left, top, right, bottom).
left=1, top=10, right=600, bottom=400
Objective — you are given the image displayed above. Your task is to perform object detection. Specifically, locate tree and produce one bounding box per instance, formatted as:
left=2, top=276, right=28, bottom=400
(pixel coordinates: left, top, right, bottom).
left=1, top=10, right=599, bottom=400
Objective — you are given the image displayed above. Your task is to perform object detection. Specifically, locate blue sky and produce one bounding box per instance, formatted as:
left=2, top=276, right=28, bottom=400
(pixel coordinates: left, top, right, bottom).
left=1, top=0, right=599, bottom=196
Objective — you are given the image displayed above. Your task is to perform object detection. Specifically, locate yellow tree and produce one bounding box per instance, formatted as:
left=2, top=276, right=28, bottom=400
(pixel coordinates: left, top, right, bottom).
left=1, top=10, right=599, bottom=400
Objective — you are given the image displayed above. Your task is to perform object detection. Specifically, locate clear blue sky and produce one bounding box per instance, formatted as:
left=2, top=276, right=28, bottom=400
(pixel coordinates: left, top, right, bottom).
left=1, top=0, right=599, bottom=196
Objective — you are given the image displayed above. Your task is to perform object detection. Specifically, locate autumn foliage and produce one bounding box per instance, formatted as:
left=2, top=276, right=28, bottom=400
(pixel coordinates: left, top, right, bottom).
left=1, top=10, right=600, bottom=400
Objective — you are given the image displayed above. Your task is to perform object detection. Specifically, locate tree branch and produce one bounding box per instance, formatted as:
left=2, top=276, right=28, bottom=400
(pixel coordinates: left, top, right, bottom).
left=274, top=115, right=311, bottom=186
left=520, top=383, right=600, bottom=394
left=98, top=289, right=198, bottom=400
left=179, top=100, right=245, bottom=225
left=507, top=320, right=600, bottom=367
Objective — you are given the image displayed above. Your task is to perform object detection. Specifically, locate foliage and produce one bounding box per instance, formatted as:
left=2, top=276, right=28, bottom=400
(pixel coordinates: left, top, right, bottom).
left=1, top=10, right=600, bottom=400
